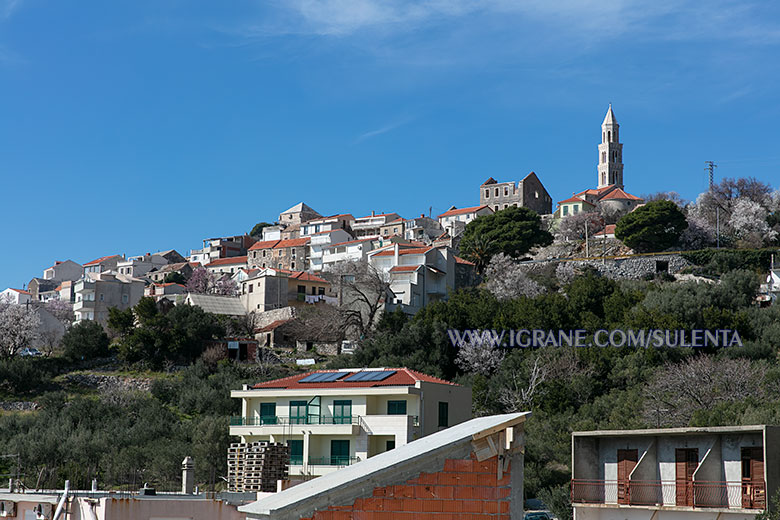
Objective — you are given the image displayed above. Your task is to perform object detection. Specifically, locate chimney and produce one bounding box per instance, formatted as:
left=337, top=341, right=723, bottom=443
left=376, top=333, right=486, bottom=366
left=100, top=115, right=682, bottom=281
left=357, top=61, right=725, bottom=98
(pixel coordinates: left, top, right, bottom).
left=182, top=456, right=195, bottom=494
left=371, top=210, right=375, bottom=217
left=394, top=243, right=399, bottom=265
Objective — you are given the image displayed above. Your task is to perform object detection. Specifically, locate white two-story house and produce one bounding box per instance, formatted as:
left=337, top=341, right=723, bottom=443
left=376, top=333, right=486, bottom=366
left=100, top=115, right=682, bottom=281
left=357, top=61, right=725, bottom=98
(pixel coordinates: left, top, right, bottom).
left=229, top=368, right=471, bottom=479
left=571, top=425, right=780, bottom=520
left=308, top=229, right=353, bottom=272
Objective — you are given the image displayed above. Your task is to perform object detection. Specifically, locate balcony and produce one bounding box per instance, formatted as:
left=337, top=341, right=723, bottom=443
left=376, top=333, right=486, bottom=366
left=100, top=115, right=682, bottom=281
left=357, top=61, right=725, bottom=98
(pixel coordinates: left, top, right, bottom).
left=571, top=480, right=766, bottom=511
left=230, top=415, right=360, bottom=426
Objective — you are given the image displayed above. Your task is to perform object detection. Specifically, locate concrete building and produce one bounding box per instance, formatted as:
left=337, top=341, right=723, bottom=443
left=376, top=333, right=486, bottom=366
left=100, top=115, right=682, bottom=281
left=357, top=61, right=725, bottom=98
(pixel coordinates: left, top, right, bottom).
left=437, top=205, right=493, bottom=238
left=554, top=196, right=598, bottom=219
left=73, top=272, right=145, bottom=324
left=238, top=412, right=529, bottom=520
left=403, top=215, right=443, bottom=243
left=279, top=202, right=322, bottom=227
left=379, top=217, right=405, bottom=238
left=189, top=235, right=256, bottom=265
left=116, top=252, right=171, bottom=278
left=240, top=269, right=336, bottom=312
left=480, top=172, right=553, bottom=215
left=42, top=259, right=83, bottom=282
left=144, top=282, right=187, bottom=300
left=26, top=278, right=59, bottom=302
left=571, top=425, right=780, bottom=520
left=350, top=212, right=402, bottom=238
left=230, top=368, right=472, bottom=479
left=146, top=261, right=197, bottom=283
left=205, top=255, right=248, bottom=276
left=321, top=237, right=377, bottom=270
left=247, top=238, right=311, bottom=271
left=300, top=214, right=354, bottom=237
left=82, top=255, right=124, bottom=277
left=0, top=288, right=31, bottom=305
left=368, top=244, right=461, bottom=314
left=308, top=229, right=353, bottom=272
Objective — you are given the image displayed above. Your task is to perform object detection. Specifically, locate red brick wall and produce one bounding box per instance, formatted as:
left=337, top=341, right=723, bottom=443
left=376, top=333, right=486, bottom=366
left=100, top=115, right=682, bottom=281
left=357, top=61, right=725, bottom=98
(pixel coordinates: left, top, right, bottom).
left=300, top=454, right=512, bottom=520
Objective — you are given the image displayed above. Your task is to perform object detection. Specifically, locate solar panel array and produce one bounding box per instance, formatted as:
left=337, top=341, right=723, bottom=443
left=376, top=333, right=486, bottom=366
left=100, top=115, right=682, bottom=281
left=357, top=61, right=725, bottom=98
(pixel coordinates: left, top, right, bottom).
left=343, top=370, right=396, bottom=382
left=299, top=372, right=346, bottom=383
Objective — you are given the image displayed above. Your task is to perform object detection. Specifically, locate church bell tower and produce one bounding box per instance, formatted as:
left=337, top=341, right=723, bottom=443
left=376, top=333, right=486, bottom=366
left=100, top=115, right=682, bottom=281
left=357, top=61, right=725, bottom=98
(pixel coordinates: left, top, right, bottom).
left=597, top=104, right=624, bottom=189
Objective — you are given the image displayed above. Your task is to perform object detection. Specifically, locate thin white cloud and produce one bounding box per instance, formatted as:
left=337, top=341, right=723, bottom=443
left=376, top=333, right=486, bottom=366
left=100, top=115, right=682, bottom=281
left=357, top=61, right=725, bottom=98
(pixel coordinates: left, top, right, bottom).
left=2, top=0, right=21, bottom=20
left=353, top=116, right=414, bottom=144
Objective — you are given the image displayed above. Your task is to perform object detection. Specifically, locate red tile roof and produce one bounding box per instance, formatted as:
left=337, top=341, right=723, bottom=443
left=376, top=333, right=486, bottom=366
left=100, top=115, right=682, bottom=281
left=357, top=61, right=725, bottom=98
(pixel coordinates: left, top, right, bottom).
left=454, top=256, right=475, bottom=265
left=248, top=240, right=281, bottom=251
left=205, top=256, right=247, bottom=267
left=8, top=288, right=30, bottom=294
left=289, top=271, right=328, bottom=283
left=594, top=224, right=617, bottom=236
left=357, top=213, right=399, bottom=219
left=600, top=188, right=643, bottom=201
left=83, top=255, right=121, bottom=266
left=256, top=319, right=295, bottom=333
left=389, top=265, right=422, bottom=273
left=437, top=205, right=490, bottom=218
left=275, top=237, right=311, bottom=248
left=250, top=368, right=458, bottom=389
left=557, top=196, right=591, bottom=205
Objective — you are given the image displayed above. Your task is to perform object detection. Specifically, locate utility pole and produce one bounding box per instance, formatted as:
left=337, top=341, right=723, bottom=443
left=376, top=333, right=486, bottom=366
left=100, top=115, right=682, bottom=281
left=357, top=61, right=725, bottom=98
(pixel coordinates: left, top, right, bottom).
left=584, top=220, right=589, bottom=258
left=705, top=161, right=720, bottom=248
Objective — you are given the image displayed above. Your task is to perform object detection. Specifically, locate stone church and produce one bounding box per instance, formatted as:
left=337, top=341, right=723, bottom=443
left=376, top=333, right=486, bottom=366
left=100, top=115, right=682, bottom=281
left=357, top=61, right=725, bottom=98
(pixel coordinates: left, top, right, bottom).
left=554, top=105, right=643, bottom=220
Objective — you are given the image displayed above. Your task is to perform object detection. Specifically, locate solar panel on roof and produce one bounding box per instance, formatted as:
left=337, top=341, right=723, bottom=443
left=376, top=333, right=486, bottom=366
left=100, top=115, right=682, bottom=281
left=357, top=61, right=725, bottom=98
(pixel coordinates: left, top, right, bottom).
left=299, top=372, right=345, bottom=383
left=344, top=370, right=396, bottom=382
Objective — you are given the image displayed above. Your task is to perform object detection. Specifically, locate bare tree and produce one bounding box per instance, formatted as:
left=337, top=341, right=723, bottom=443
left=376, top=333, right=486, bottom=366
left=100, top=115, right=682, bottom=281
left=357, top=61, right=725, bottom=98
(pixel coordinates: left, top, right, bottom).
left=484, top=253, right=544, bottom=300
left=46, top=299, right=74, bottom=329
left=455, top=340, right=505, bottom=376
left=556, top=212, right=604, bottom=241
left=499, top=357, right=548, bottom=412
left=643, top=356, right=765, bottom=427
left=0, top=301, right=41, bottom=359
left=641, top=191, right=685, bottom=206
left=323, top=261, right=391, bottom=338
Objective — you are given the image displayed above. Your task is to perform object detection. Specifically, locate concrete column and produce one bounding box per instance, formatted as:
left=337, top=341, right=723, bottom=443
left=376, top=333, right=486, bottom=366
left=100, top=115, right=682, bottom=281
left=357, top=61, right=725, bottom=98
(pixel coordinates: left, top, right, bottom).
left=510, top=452, right=524, bottom=520
left=181, top=456, right=194, bottom=494
left=303, top=431, right=311, bottom=473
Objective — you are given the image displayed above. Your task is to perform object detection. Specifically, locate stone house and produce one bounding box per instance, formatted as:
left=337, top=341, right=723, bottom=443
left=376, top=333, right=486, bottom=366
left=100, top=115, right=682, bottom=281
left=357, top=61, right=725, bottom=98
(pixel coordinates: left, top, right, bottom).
left=480, top=171, right=553, bottom=215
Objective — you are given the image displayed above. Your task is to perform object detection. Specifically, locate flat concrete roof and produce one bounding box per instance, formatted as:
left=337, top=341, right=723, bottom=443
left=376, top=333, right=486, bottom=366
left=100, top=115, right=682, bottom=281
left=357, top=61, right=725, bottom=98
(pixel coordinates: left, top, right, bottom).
left=239, top=412, right=530, bottom=519
left=573, top=425, right=768, bottom=437
left=0, top=493, right=59, bottom=504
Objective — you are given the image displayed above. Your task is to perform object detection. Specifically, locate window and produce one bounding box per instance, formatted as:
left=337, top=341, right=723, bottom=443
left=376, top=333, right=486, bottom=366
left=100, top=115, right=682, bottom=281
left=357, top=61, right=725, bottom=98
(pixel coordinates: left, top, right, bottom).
left=387, top=400, right=407, bottom=415
left=485, top=189, right=489, bottom=198
left=297, top=285, right=306, bottom=294
left=260, top=402, right=277, bottom=424
left=503, top=204, right=508, bottom=209
left=318, top=287, right=325, bottom=296
left=333, top=400, right=352, bottom=424
left=386, top=440, right=396, bottom=451
left=288, top=439, right=303, bottom=465
left=494, top=188, right=499, bottom=196
left=563, top=206, right=569, bottom=216
left=438, top=402, right=449, bottom=427
left=602, top=151, right=606, bottom=163
left=535, top=191, right=539, bottom=198
left=573, top=205, right=579, bottom=214
left=504, top=187, right=508, bottom=196
left=494, top=206, right=499, bottom=211
left=331, top=440, right=350, bottom=465
left=122, top=294, right=128, bottom=304
left=99, top=293, right=104, bottom=301
left=290, top=400, right=308, bottom=424
left=248, top=284, right=253, bottom=293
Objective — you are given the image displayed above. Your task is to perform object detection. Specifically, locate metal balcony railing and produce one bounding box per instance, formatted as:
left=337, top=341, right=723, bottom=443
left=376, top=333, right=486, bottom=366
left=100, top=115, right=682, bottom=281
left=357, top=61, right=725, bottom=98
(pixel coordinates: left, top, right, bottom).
left=307, top=456, right=360, bottom=466
left=229, top=415, right=360, bottom=426
left=571, top=480, right=766, bottom=510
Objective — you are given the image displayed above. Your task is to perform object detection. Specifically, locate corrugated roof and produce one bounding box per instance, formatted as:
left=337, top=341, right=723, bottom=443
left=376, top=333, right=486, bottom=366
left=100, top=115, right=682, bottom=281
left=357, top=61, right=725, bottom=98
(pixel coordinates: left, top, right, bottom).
left=185, top=294, right=246, bottom=316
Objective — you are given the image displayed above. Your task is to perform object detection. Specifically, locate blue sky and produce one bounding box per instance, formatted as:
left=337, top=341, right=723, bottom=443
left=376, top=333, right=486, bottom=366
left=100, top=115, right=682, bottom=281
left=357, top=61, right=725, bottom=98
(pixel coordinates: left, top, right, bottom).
left=2, top=0, right=780, bottom=289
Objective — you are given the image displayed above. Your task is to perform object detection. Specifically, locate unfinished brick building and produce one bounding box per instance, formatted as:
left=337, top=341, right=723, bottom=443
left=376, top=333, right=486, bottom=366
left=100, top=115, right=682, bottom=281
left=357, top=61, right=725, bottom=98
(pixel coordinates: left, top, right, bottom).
left=239, top=412, right=529, bottom=520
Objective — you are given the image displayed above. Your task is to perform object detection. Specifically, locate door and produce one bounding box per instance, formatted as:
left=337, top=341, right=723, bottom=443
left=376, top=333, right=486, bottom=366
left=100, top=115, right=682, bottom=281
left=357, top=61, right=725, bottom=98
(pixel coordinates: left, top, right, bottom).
left=675, top=448, right=698, bottom=506
left=289, top=401, right=307, bottom=424
left=288, top=439, right=303, bottom=465
left=617, top=449, right=638, bottom=504
left=742, top=447, right=765, bottom=508
left=333, top=400, right=352, bottom=424
left=331, top=440, right=350, bottom=466
left=260, top=402, right=277, bottom=425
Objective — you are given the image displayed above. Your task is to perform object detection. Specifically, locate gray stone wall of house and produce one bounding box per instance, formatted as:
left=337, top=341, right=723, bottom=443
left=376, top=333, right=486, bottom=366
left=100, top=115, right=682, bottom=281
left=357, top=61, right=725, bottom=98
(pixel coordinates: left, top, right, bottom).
left=518, top=254, right=691, bottom=283
left=519, top=173, right=553, bottom=215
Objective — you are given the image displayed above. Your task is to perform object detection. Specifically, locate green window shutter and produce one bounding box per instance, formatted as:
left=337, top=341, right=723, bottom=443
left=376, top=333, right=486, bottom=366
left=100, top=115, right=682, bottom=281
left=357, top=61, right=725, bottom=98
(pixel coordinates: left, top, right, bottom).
left=288, top=439, right=303, bottom=465
left=330, top=440, right=350, bottom=465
